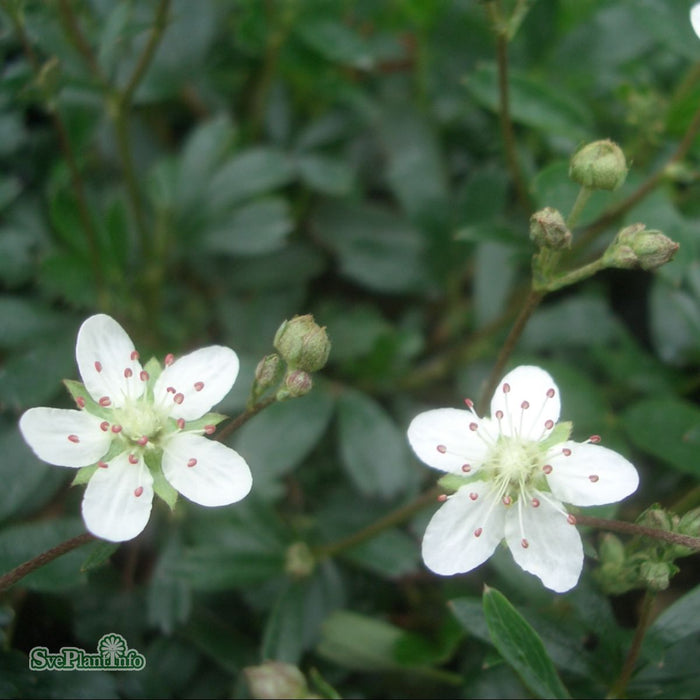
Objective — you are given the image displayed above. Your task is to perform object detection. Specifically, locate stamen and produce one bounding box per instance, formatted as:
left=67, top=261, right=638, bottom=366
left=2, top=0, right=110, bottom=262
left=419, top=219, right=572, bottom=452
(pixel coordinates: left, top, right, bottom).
left=134, top=486, right=144, bottom=498
left=137, top=436, right=148, bottom=446
left=98, top=461, right=108, bottom=468
left=187, top=458, right=197, bottom=467
left=67, top=434, right=80, bottom=443
left=166, top=386, right=176, bottom=394
left=177, top=418, right=185, bottom=430
left=495, top=410, right=503, bottom=420
left=76, top=396, right=86, bottom=408
left=546, top=388, right=555, bottom=398
left=99, top=396, right=111, bottom=407
left=521, top=400, right=530, bottom=409
left=173, top=393, right=184, bottom=404
left=469, top=422, right=479, bottom=431
left=474, top=527, right=483, bottom=537
left=436, top=444, right=447, bottom=454
left=204, top=424, right=216, bottom=434
left=94, top=361, right=102, bottom=372
left=589, top=474, right=599, bottom=482
left=502, top=383, right=511, bottom=393
left=194, top=381, right=205, bottom=392
left=124, top=368, right=133, bottom=378
left=542, top=464, right=553, bottom=474
left=469, top=492, right=478, bottom=501
left=128, top=454, right=139, bottom=464
left=164, top=353, right=175, bottom=366
left=531, top=498, right=540, bottom=507
left=567, top=514, right=577, bottom=525
left=464, top=398, right=474, bottom=408
left=131, top=350, right=139, bottom=360
left=502, top=495, right=512, bottom=506
left=521, top=539, right=529, bottom=548
left=544, top=419, right=554, bottom=430
left=461, top=464, right=471, bottom=473
left=562, top=448, right=572, bottom=456
left=437, top=494, right=448, bottom=502
left=140, top=370, right=149, bottom=381
left=111, top=424, right=122, bottom=434
left=588, top=435, right=601, bottom=443
left=100, top=421, right=109, bottom=431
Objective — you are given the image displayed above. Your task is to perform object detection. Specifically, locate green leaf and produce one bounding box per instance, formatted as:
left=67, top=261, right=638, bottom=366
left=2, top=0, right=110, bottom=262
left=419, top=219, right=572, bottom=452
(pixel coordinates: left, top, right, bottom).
left=341, top=528, right=420, bottom=579
left=621, top=398, right=700, bottom=476
left=232, top=386, right=335, bottom=496
left=148, top=535, right=192, bottom=634
left=646, top=584, right=700, bottom=649
left=312, top=200, right=429, bottom=294
left=204, top=197, right=293, bottom=256
left=295, top=17, right=374, bottom=69
left=649, top=278, right=700, bottom=366
left=337, top=389, right=413, bottom=499
left=482, top=587, right=570, bottom=699
left=80, top=540, right=119, bottom=572
left=297, top=153, right=354, bottom=195
left=209, top=147, right=295, bottom=211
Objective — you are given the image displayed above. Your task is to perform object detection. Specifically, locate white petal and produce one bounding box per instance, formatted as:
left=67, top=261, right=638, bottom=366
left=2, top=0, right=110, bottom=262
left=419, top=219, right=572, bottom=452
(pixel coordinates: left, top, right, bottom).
left=505, top=493, right=583, bottom=593
left=82, top=452, right=153, bottom=541
left=490, top=365, right=561, bottom=441
left=407, top=408, right=495, bottom=475
left=76, top=314, right=145, bottom=407
left=161, top=433, right=252, bottom=506
left=422, top=482, right=506, bottom=575
left=546, top=441, right=639, bottom=507
left=19, top=407, right=111, bottom=467
left=154, top=346, right=239, bottom=421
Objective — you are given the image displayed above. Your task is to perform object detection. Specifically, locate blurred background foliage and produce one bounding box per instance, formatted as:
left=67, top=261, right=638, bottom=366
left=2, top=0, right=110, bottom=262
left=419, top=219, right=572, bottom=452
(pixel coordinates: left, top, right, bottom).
left=0, top=0, right=700, bottom=697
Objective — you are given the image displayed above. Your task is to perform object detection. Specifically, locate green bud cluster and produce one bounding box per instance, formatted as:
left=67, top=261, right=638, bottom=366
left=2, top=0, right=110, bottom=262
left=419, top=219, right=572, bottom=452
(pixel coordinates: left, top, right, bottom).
left=530, top=207, right=572, bottom=250
left=274, top=314, right=331, bottom=373
left=603, top=223, right=679, bottom=272
left=569, top=139, right=628, bottom=191
left=594, top=505, right=700, bottom=595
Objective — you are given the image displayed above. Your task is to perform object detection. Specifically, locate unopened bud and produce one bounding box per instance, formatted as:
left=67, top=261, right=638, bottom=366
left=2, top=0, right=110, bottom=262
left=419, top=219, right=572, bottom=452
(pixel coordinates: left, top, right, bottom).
left=284, top=541, right=316, bottom=579
left=640, top=560, right=677, bottom=591
left=569, top=139, right=628, bottom=191
left=604, top=224, right=679, bottom=272
left=276, top=370, right=313, bottom=400
left=598, top=533, right=626, bottom=566
left=254, top=353, right=283, bottom=392
left=530, top=207, right=572, bottom=250
left=678, top=507, right=700, bottom=538
left=244, top=661, right=312, bottom=699
left=636, top=504, right=674, bottom=531
left=273, top=315, right=331, bottom=372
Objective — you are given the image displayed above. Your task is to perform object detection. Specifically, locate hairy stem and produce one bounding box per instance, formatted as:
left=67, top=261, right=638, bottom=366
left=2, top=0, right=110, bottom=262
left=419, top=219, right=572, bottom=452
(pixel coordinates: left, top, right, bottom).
left=607, top=590, right=656, bottom=699
left=0, top=533, right=95, bottom=594
left=576, top=514, right=700, bottom=550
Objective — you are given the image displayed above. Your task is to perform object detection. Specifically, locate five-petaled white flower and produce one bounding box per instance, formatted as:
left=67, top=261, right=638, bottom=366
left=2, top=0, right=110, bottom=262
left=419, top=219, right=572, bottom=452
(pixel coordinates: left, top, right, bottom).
left=19, top=314, right=252, bottom=542
left=407, top=365, right=639, bottom=593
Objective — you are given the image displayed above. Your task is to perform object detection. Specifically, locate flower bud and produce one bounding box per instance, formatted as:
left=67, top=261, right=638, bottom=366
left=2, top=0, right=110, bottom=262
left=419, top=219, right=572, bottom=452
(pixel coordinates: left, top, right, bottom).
left=276, top=370, right=313, bottom=401
left=284, top=541, right=316, bottom=579
left=678, top=507, right=700, bottom=538
left=604, top=224, right=679, bottom=272
left=244, top=661, right=312, bottom=699
left=598, top=533, right=626, bottom=566
left=569, top=139, right=628, bottom=191
left=254, top=353, right=283, bottom=392
left=529, top=207, right=572, bottom=250
left=640, top=560, right=677, bottom=591
left=273, top=315, right=331, bottom=372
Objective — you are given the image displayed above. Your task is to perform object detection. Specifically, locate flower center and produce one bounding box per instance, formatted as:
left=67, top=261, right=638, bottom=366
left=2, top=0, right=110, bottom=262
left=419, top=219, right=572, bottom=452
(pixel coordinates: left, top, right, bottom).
left=484, top=435, right=545, bottom=498
left=113, top=399, right=166, bottom=444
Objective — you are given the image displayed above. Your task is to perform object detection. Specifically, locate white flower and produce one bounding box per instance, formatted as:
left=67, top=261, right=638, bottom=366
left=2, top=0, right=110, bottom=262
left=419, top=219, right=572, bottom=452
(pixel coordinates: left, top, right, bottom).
left=407, top=365, right=639, bottom=593
left=19, top=314, right=252, bottom=542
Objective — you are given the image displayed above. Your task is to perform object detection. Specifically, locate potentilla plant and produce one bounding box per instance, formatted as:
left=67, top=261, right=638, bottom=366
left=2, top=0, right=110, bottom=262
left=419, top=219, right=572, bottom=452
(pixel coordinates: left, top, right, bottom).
left=407, top=365, right=640, bottom=592
left=19, top=314, right=252, bottom=542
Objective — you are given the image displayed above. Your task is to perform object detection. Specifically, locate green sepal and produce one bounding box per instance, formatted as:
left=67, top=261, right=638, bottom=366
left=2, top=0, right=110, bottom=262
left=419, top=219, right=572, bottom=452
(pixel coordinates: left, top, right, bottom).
left=143, top=356, right=163, bottom=400
left=63, top=379, right=111, bottom=419
left=539, top=421, right=572, bottom=451
left=183, top=412, right=228, bottom=433
left=145, top=451, right=178, bottom=510
left=438, top=474, right=473, bottom=493
left=81, top=540, right=119, bottom=572
left=73, top=464, right=98, bottom=486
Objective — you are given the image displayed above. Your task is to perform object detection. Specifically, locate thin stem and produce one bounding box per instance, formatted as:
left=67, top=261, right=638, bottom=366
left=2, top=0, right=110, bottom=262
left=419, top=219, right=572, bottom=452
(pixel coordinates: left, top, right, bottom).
left=566, top=186, right=592, bottom=229
left=478, top=288, right=545, bottom=410
left=607, top=590, right=656, bottom=699
left=0, top=533, right=95, bottom=594
left=215, top=396, right=277, bottom=443
left=575, top=514, right=700, bottom=550
left=56, top=0, right=108, bottom=86
left=538, top=257, right=607, bottom=293
left=485, top=1, right=533, bottom=215
left=314, top=487, right=440, bottom=560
